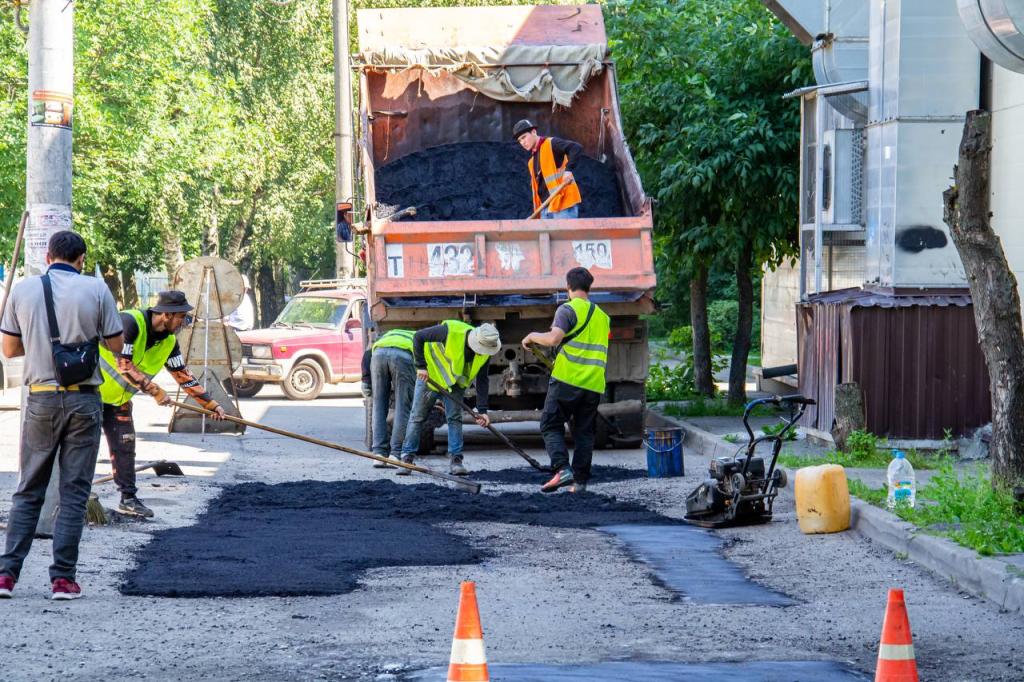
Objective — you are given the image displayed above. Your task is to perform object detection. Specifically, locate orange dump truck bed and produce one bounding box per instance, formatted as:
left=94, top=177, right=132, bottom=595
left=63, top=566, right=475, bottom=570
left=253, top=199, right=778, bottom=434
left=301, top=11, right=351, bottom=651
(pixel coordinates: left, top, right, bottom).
left=356, top=4, right=653, bottom=442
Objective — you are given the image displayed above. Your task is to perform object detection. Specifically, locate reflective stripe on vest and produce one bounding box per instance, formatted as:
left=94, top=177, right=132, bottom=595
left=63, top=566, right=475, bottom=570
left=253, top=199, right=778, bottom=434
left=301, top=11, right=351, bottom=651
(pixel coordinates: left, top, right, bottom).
left=528, top=138, right=582, bottom=214
left=98, top=309, right=177, bottom=406
left=551, top=298, right=610, bottom=394
left=425, top=320, right=488, bottom=390
left=373, top=329, right=414, bottom=353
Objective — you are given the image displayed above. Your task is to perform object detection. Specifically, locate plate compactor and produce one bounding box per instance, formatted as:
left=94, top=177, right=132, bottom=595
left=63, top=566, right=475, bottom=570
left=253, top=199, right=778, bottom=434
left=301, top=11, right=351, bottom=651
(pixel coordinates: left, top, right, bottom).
left=684, top=395, right=815, bottom=528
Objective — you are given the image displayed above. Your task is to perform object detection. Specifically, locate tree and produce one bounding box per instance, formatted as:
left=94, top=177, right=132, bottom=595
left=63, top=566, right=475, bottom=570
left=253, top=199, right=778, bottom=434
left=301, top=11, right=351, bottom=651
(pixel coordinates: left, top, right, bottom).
left=943, top=111, right=1024, bottom=489
left=610, top=0, right=808, bottom=402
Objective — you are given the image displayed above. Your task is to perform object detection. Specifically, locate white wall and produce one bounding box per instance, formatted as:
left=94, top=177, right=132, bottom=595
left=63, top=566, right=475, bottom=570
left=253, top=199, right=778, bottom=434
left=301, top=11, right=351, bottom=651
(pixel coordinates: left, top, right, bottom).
left=761, top=259, right=801, bottom=369
left=990, top=65, right=1024, bottom=303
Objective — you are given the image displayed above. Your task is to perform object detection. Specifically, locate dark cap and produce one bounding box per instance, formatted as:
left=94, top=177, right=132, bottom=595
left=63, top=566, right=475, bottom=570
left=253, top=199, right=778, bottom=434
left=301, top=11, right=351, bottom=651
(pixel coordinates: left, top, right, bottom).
left=512, top=119, right=537, bottom=140
left=150, top=290, right=194, bottom=313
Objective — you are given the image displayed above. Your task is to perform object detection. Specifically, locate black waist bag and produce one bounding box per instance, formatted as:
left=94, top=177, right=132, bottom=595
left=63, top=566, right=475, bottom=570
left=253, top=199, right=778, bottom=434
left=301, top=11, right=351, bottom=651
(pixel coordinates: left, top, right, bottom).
left=42, top=273, right=99, bottom=387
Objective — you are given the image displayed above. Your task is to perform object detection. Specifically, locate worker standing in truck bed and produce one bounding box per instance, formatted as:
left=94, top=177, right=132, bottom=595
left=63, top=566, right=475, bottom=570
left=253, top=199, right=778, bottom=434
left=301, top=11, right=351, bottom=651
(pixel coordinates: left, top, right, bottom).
left=513, top=119, right=583, bottom=219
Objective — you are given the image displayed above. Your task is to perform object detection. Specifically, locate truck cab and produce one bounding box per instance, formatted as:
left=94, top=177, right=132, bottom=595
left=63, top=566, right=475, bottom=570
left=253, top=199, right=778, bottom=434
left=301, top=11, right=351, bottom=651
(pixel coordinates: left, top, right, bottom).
left=233, top=279, right=367, bottom=400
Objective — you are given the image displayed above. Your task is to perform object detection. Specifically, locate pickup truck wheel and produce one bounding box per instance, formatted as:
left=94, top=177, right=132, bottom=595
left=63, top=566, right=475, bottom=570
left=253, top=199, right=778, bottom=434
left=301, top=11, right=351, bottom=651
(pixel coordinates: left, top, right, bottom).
left=223, top=378, right=264, bottom=399
left=282, top=360, right=325, bottom=401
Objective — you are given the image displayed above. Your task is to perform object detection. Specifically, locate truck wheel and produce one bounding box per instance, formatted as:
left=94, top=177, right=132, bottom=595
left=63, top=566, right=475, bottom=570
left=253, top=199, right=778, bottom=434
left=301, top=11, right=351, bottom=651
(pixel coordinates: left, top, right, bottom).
left=611, top=381, right=646, bottom=440
left=224, top=378, right=264, bottom=398
left=282, top=360, right=324, bottom=400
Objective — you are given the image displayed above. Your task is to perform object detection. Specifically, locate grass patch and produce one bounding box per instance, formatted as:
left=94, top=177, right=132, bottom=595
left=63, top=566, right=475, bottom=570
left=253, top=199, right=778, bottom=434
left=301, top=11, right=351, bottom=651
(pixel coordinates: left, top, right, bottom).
left=662, top=398, right=775, bottom=419
left=776, top=430, right=950, bottom=470
left=847, top=465, right=1024, bottom=556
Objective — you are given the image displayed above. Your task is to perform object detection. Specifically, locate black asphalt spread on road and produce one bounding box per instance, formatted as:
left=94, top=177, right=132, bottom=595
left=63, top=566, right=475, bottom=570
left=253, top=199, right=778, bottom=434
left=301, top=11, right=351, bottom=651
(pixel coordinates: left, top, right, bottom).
left=119, top=479, right=673, bottom=598
left=405, top=661, right=870, bottom=681
left=374, top=142, right=625, bottom=221
left=601, top=525, right=796, bottom=606
left=470, top=466, right=648, bottom=485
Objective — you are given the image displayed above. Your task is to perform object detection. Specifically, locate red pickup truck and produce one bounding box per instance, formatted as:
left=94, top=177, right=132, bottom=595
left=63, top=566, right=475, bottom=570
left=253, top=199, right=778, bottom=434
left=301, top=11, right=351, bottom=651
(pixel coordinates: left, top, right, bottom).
left=232, top=280, right=367, bottom=400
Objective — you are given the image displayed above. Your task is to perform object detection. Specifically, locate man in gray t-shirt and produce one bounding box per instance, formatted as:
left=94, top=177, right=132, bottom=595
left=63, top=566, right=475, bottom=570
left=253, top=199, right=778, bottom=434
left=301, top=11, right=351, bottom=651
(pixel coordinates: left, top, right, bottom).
left=0, top=231, right=124, bottom=601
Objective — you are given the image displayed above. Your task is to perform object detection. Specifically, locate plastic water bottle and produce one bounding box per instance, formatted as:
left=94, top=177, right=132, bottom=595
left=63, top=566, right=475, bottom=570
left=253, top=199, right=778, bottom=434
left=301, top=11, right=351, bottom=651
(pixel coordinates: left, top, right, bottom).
left=886, top=450, right=916, bottom=509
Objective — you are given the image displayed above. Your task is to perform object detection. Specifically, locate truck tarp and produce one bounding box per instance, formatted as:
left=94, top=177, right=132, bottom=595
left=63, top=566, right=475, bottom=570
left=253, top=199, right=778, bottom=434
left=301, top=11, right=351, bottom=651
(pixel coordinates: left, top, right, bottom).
left=359, top=44, right=606, bottom=107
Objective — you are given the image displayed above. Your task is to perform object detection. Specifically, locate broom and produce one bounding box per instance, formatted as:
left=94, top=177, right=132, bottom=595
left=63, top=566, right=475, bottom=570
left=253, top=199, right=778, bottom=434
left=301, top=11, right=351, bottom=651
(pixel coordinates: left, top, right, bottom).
left=85, top=493, right=107, bottom=526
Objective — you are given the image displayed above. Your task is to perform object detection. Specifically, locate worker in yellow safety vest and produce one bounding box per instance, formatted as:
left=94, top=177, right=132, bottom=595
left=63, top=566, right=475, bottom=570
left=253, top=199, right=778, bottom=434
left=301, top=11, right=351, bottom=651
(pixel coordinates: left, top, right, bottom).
left=513, top=119, right=583, bottom=219
left=523, top=267, right=609, bottom=493
left=396, top=321, right=501, bottom=476
left=360, top=328, right=418, bottom=468
left=98, top=291, right=226, bottom=518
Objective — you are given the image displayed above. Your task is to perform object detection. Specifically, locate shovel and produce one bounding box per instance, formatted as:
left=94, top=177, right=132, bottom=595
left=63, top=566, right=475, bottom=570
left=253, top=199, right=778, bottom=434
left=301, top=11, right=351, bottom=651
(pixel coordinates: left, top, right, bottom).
left=92, top=459, right=185, bottom=485
left=168, top=400, right=481, bottom=494
left=427, top=381, right=552, bottom=472
left=527, top=179, right=574, bottom=220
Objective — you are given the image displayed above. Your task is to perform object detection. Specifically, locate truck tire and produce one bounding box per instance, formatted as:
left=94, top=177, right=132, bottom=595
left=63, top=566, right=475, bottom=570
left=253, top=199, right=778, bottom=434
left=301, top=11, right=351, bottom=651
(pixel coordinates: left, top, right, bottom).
left=282, top=359, right=325, bottom=401
left=223, top=378, right=264, bottom=399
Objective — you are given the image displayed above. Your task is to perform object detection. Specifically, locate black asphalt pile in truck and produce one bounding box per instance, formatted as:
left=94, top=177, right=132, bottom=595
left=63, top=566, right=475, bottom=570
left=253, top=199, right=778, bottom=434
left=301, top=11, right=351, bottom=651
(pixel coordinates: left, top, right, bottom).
left=374, top=141, right=625, bottom=221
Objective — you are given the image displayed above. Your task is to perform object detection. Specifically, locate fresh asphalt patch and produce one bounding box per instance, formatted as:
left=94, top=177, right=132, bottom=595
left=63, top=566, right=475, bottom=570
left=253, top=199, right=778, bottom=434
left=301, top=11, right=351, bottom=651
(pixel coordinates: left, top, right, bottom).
left=120, top=479, right=674, bottom=598
left=470, top=466, right=649, bottom=485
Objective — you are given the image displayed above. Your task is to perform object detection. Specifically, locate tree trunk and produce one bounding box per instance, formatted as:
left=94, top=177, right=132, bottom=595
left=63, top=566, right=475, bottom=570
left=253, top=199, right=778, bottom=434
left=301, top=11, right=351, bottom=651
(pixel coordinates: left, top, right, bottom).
left=161, top=226, right=184, bottom=282
left=121, top=269, right=139, bottom=309
left=256, top=261, right=286, bottom=326
left=203, top=193, right=220, bottom=257
left=223, top=188, right=262, bottom=266
left=832, top=382, right=865, bottom=451
left=728, top=242, right=754, bottom=404
left=101, top=264, right=122, bottom=307
left=943, top=110, right=1024, bottom=488
left=690, top=262, right=714, bottom=397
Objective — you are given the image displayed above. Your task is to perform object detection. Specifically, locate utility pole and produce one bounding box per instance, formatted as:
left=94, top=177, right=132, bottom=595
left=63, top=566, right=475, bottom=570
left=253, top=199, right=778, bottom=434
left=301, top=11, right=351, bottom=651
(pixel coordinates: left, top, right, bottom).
left=25, top=0, right=75, bottom=536
left=332, top=0, right=356, bottom=279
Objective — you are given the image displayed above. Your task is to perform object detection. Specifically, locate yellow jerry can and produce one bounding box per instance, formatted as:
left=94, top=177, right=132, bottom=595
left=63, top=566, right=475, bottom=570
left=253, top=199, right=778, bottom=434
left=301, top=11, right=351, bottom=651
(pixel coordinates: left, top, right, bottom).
left=794, top=464, right=851, bottom=534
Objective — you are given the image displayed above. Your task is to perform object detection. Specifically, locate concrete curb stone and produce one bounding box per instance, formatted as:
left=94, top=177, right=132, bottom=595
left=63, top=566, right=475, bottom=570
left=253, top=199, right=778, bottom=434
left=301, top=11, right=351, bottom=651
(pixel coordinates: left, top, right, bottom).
left=649, top=404, right=1024, bottom=616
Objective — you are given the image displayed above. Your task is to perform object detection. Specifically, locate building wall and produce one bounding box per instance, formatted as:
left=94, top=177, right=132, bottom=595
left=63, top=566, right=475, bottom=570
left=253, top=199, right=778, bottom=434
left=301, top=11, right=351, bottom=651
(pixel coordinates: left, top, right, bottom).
left=761, top=259, right=800, bottom=369
left=991, top=65, right=1024, bottom=305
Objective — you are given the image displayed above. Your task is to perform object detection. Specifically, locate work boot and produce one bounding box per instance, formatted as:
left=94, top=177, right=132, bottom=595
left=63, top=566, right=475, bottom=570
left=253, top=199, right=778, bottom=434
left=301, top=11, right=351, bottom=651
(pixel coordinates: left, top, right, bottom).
left=396, top=454, right=415, bottom=476
left=51, top=578, right=82, bottom=601
left=372, top=454, right=396, bottom=469
left=568, top=480, right=588, bottom=494
left=118, top=496, right=154, bottom=518
left=449, top=455, right=468, bottom=476
left=541, top=467, right=575, bottom=493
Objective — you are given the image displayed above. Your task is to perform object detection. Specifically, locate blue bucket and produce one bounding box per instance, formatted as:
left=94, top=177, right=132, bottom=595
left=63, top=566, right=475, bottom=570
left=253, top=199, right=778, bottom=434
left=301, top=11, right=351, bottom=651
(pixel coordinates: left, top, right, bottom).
left=645, top=427, right=684, bottom=477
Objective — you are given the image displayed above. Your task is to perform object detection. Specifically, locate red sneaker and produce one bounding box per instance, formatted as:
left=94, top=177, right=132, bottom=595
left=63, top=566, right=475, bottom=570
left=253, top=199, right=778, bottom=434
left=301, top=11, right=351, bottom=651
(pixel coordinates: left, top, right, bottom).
left=51, top=578, right=82, bottom=601
left=0, top=575, right=14, bottom=598
left=541, top=467, right=575, bottom=493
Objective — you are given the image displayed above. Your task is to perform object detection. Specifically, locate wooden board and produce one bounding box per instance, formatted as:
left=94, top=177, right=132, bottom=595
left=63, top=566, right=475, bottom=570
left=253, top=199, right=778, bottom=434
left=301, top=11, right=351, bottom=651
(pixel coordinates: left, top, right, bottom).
left=172, top=256, right=244, bottom=319
left=176, top=320, right=243, bottom=373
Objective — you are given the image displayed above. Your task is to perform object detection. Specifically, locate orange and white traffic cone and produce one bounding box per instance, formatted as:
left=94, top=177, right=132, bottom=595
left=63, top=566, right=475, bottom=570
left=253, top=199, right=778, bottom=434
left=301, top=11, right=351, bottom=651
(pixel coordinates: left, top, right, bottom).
left=875, top=588, right=919, bottom=682
left=447, top=581, right=489, bottom=682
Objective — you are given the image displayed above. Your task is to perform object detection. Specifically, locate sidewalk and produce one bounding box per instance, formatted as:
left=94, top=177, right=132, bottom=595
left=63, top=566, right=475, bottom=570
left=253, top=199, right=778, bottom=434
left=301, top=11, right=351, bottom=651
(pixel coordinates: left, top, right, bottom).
left=650, top=403, right=1024, bottom=616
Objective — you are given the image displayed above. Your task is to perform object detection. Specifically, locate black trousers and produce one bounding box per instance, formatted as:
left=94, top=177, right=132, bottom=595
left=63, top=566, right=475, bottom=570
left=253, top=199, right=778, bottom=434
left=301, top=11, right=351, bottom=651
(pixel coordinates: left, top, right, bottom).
left=539, top=378, right=601, bottom=483
left=101, top=401, right=137, bottom=496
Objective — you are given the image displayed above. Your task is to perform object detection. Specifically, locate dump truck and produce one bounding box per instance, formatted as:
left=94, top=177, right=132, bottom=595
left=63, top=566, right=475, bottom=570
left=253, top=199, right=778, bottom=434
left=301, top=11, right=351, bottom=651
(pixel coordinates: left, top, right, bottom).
left=356, top=4, right=655, bottom=448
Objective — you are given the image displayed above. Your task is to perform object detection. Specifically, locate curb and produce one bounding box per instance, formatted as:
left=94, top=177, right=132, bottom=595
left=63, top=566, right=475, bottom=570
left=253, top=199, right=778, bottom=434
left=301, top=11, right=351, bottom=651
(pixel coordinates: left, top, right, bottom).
left=649, top=405, right=1024, bottom=616
left=850, top=499, right=1024, bottom=615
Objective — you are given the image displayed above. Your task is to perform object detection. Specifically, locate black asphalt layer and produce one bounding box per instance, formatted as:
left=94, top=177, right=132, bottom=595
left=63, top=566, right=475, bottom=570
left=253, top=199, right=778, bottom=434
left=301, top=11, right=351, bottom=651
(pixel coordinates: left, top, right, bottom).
left=470, top=466, right=649, bottom=485
left=374, top=142, right=625, bottom=221
left=404, top=661, right=870, bottom=681
left=601, top=525, right=797, bottom=606
left=120, top=479, right=674, bottom=598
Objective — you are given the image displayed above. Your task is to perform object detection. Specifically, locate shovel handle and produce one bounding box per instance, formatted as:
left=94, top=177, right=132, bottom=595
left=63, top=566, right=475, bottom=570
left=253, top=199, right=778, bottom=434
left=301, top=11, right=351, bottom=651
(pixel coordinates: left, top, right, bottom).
left=527, top=179, right=573, bottom=220
left=168, top=400, right=482, bottom=494
left=92, top=460, right=168, bottom=486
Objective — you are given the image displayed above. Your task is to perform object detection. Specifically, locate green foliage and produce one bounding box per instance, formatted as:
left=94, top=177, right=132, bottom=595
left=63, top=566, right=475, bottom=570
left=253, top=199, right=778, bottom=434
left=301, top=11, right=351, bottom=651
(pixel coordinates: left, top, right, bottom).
left=849, top=465, right=1024, bottom=556
left=762, top=420, right=797, bottom=442
left=646, top=362, right=698, bottom=402
left=666, top=325, right=693, bottom=350
left=778, top=430, right=951, bottom=470
left=662, top=398, right=775, bottom=419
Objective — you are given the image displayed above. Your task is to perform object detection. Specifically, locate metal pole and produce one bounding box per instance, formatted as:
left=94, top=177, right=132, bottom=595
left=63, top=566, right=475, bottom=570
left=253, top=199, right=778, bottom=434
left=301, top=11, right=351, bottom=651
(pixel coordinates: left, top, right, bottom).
left=332, top=0, right=356, bottom=278
left=26, top=0, right=75, bottom=537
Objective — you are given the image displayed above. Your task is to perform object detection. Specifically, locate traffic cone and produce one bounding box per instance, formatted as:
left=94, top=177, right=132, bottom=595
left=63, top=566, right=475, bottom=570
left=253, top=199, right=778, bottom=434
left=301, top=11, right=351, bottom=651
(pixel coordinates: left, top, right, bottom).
left=447, top=581, right=489, bottom=682
left=875, top=588, right=919, bottom=682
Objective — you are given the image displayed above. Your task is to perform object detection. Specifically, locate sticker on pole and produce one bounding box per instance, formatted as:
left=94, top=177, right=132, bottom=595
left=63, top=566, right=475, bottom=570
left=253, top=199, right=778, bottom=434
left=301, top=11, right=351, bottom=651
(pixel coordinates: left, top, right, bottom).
left=428, top=243, right=475, bottom=277
left=30, top=91, right=73, bottom=130
left=573, top=240, right=613, bottom=269
left=26, top=204, right=72, bottom=273
left=385, top=244, right=404, bottom=278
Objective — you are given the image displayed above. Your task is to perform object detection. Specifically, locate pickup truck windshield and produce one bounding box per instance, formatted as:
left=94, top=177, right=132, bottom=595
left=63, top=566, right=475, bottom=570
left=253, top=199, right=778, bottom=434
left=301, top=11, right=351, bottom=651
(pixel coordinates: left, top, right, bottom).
left=274, top=297, right=349, bottom=329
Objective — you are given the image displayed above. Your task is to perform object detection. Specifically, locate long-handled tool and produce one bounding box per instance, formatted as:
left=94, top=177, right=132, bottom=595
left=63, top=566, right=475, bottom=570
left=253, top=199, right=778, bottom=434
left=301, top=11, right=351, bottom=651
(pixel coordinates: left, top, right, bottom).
left=92, top=460, right=185, bottom=485
left=527, top=179, right=573, bottom=220
left=427, top=381, right=552, bottom=472
left=169, top=400, right=481, bottom=494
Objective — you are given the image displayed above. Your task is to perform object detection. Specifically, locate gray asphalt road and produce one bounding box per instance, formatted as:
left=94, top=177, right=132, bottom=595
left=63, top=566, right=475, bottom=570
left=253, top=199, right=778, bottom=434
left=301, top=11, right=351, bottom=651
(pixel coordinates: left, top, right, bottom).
left=0, top=389, right=1020, bottom=681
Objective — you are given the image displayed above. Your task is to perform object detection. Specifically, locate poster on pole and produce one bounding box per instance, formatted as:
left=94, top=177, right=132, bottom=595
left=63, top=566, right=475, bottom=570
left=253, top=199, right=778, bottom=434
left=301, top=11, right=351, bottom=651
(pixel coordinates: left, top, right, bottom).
left=30, top=91, right=73, bottom=130
left=25, top=204, right=72, bottom=273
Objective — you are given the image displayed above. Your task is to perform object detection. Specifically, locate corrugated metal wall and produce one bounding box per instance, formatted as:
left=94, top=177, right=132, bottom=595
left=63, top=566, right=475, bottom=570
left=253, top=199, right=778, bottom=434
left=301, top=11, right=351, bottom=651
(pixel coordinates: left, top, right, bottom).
left=798, top=290, right=990, bottom=439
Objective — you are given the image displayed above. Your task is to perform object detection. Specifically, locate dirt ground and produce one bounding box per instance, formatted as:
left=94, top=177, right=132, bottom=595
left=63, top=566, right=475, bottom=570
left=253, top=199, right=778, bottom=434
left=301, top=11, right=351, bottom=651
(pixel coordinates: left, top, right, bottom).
left=0, top=385, right=1021, bottom=681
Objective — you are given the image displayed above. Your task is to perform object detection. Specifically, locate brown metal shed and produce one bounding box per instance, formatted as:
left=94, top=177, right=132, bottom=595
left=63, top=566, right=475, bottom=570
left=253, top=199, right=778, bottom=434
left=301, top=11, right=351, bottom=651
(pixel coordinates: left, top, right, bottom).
left=797, top=288, right=990, bottom=440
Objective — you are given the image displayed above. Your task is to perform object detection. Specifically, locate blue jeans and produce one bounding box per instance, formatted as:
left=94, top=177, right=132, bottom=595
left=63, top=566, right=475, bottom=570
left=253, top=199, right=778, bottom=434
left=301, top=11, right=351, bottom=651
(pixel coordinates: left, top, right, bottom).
left=370, top=347, right=416, bottom=457
left=541, top=205, right=579, bottom=220
left=1, top=391, right=102, bottom=582
left=401, top=378, right=465, bottom=458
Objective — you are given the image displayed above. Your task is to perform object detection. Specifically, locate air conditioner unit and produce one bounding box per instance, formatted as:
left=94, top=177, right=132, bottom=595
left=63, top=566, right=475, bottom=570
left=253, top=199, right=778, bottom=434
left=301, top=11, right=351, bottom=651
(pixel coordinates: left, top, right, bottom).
left=821, top=128, right=863, bottom=228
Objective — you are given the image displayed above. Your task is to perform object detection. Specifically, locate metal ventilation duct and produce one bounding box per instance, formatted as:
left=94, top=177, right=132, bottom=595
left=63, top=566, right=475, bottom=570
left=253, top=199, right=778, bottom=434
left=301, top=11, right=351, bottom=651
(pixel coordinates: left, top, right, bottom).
left=958, top=0, right=1024, bottom=73
left=812, top=34, right=869, bottom=122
